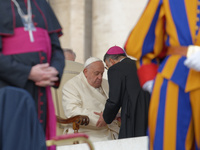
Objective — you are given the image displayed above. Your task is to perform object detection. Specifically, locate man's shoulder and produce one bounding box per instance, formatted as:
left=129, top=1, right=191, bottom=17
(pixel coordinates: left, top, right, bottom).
left=63, top=73, right=82, bottom=87
left=114, top=57, right=136, bottom=69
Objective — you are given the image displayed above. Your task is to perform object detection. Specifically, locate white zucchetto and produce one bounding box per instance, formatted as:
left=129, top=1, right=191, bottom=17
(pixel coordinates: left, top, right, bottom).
left=84, top=57, right=102, bottom=68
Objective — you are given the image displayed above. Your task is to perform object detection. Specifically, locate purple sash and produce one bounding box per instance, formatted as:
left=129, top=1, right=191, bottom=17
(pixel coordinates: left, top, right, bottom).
left=2, top=27, right=52, bottom=62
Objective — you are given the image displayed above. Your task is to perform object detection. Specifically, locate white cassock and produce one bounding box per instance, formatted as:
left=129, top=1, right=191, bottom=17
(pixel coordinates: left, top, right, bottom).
left=62, top=71, right=120, bottom=142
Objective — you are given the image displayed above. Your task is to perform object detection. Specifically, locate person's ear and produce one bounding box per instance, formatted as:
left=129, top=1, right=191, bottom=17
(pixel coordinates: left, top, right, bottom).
left=83, top=68, right=87, bottom=77
left=109, top=58, right=115, bottom=65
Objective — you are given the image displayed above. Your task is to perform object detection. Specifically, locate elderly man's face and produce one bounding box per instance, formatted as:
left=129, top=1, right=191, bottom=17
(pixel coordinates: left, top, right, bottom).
left=84, top=61, right=104, bottom=88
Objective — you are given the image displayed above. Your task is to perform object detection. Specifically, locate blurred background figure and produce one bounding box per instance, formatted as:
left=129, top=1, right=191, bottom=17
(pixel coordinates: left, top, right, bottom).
left=63, top=48, right=76, bottom=61
left=0, top=1, right=65, bottom=150
left=0, top=86, right=47, bottom=150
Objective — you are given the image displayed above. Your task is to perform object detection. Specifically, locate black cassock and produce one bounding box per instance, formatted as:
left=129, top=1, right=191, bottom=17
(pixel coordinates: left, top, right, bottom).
left=0, top=0, right=65, bottom=131
left=103, top=57, right=150, bottom=138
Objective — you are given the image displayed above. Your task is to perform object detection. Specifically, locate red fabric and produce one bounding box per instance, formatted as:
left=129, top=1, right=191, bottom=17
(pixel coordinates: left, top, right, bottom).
left=46, top=87, right=56, bottom=150
left=54, top=81, right=60, bottom=88
left=137, top=63, right=158, bottom=86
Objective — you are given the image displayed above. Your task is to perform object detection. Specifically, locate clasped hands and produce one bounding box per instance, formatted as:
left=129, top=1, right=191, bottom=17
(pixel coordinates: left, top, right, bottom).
left=28, top=63, right=59, bottom=87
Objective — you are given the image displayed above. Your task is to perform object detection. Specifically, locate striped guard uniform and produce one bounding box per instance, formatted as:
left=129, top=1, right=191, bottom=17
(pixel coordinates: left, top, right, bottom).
left=125, top=0, right=200, bottom=149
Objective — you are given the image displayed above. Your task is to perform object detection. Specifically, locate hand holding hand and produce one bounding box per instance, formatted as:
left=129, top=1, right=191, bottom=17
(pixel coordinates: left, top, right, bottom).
left=94, top=112, right=107, bottom=127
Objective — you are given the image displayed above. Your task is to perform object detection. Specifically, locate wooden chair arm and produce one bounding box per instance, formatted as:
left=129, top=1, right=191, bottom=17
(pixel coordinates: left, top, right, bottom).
left=56, top=115, right=89, bottom=126
left=56, top=115, right=90, bottom=133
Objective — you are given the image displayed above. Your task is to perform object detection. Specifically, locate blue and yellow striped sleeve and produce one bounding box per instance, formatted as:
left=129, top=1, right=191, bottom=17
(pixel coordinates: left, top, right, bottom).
left=125, top=0, right=165, bottom=86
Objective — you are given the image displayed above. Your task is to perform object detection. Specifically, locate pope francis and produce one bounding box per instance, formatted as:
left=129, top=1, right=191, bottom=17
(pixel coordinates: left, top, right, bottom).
left=62, top=57, right=119, bottom=142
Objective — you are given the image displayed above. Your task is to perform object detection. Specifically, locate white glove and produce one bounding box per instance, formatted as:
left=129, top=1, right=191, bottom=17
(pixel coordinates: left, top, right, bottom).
left=186, top=45, right=200, bottom=57
left=184, top=50, right=200, bottom=72
left=142, top=80, right=154, bottom=93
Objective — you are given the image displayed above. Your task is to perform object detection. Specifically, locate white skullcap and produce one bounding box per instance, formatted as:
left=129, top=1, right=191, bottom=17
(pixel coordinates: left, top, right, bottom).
left=84, top=57, right=102, bottom=68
